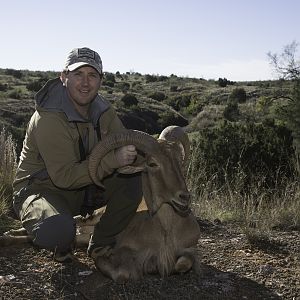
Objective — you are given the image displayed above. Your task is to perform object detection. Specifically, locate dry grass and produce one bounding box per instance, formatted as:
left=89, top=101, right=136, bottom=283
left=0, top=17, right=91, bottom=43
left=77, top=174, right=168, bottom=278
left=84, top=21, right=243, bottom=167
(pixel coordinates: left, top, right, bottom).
left=0, top=186, right=9, bottom=217
left=0, top=127, right=17, bottom=184
left=187, top=146, right=300, bottom=244
left=0, top=127, right=17, bottom=218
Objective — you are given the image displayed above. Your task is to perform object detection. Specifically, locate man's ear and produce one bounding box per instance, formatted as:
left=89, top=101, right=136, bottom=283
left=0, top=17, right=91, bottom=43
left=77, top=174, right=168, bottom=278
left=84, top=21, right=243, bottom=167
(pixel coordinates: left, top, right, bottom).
left=60, top=72, right=67, bottom=85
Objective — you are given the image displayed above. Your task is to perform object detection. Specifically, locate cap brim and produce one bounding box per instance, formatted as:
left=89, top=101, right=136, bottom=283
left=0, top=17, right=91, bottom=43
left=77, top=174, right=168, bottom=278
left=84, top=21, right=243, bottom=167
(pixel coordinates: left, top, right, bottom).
left=67, top=62, right=102, bottom=75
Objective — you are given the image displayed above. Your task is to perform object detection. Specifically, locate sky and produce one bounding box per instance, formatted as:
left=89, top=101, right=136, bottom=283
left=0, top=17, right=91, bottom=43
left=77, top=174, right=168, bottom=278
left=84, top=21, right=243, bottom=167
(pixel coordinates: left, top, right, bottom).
left=1, top=0, right=300, bottom=81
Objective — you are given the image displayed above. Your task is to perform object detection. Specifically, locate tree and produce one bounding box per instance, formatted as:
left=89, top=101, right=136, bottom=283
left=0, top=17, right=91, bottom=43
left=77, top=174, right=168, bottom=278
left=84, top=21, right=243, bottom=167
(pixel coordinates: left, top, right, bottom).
left=218, top=77, right=228, bottom=87
left=268, top=41, right=300, bottom=160
left=218, top=77, right=235, bottom=87
left=268, top=41, right=300, bottom=80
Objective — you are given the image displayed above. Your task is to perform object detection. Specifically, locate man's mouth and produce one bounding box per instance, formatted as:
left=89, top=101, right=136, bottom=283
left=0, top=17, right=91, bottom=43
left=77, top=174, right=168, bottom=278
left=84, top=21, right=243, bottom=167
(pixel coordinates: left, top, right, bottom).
left=80, top=90, right=89, bottom=94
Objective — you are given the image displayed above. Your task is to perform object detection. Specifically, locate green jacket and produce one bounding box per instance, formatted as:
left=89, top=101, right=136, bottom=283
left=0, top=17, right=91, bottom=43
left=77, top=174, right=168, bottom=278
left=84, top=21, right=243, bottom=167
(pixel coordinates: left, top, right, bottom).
left=13, top=77, right=125, bottom=214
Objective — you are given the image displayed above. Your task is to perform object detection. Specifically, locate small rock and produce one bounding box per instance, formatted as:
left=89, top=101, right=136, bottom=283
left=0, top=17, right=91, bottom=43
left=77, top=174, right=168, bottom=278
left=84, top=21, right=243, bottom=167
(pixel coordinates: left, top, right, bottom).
left=198, top=238, right=214, bottom=244
left=213, top=218, right=222, bottom=225
left=0, top=275, right=16, bottom=284
left=259, top=264, right=274, bottom=275
left=78, top=270, right=93, bottom=276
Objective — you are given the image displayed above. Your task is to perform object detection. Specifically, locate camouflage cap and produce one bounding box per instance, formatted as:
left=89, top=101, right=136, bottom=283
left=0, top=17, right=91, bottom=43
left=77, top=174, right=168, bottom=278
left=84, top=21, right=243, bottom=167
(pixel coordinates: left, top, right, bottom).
left=65, top=47, right=103, bottom=75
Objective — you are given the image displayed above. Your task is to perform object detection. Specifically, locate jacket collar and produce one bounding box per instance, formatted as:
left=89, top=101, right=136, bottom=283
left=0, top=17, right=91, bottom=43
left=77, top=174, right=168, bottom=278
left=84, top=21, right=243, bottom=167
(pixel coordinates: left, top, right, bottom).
left=35, top=77, right=110, bottom=127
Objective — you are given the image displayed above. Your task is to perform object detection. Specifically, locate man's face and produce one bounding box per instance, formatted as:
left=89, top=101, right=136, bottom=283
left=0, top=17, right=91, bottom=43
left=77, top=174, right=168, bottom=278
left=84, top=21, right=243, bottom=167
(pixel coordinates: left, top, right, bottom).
left=61, top=66, right=102, bottom=113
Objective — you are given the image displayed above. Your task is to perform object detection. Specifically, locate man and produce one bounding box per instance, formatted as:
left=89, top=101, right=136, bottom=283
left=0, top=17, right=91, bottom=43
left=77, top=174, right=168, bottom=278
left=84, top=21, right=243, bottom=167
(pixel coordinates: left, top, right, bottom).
left=13, top=47, right=142, bottom=262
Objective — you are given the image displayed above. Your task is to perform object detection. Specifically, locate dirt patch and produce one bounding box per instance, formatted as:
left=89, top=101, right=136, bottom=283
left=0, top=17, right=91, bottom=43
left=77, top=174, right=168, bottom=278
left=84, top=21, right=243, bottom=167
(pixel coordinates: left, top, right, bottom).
left=0, top=222, right=299, bottom=299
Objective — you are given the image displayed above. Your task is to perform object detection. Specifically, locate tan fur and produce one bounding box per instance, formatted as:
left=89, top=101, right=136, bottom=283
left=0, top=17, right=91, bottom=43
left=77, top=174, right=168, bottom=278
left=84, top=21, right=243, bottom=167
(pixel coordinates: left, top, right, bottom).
left=107, top=203, right=200, bottom=280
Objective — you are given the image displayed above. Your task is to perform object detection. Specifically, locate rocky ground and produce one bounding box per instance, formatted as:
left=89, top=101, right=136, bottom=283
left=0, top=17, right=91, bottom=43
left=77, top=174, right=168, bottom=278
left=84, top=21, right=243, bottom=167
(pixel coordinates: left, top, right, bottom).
left=0, top=221, right=299, bottom=300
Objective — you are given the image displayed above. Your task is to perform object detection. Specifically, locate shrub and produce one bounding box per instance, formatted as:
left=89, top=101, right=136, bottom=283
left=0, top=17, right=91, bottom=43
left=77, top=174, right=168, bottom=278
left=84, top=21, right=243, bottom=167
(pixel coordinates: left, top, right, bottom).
left=5, top=69, right=23, bottom=79
left=223, top=100, right=239, bottom=121
left=165, top=94, right=191, bottom=111
left=145, top=74, right=157, bottom=83
left=218, top=77, right=235, bottom=87
left=148, top=91, right=166, bottom=101
left=104, top=73, right=116, bottom=83
left=120, top=94, right=138, bottom=106
left=116, top=82, right=130, bottom=93
left=170, top=85, right=178, bottom=92
left=8, top=88, right=23, bottom=99
left=157, top=75, right=168, bottom=82
left=26, top=78, right=47, bottom=92
left=0, top=83, right=8, bottom=92
left=229, top=88, right=247, bottom=103
left=103, top=80, right=115, bottom=87
left=218, top=78, right=228, bottom=87
left=115, top=71, right=123, bottom=80
left=186, top=95, right=205, bottom=115
left=190, top=121, right=294, bottom=189
left=103, top=72, right=116, bottom=87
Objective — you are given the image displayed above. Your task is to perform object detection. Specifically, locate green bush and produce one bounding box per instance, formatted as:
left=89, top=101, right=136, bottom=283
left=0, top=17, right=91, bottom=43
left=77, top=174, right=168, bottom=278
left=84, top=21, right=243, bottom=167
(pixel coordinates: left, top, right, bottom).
left=103, top=72, right=116, bottom=87
left=229, top=88, right=247, bottom=103
left=116, top=82, right=130, bottom=93
left=5, top=69, right=23, bottom=79
left=223, top=100, right=239, bottom=121
left=26, top=78, right=47, bottom=92
left=157, top=75, right=168, bottom=82
left=148, top=91, right=166, bottom=101
left=218, top=78, right=227, bottom=87
left=276, top=80, right=300, bottom=155
left=8, top=88, right=24, bottom=99
left=218, top=77, right=235, bottom=87
left=186, top=95, right=205, bottom=115
left=120, top=94, right=138, bottom=106
left=0, top=83, right=8, bottom=92
left=190, top=121, right=294, bottom=189
left=104, top=73, right=116, bottom=83
left=170, top=85, right=178, bottom=92
left=145, top=74, right=157, bottom=83
left=165, top=94, right=191, bottom=111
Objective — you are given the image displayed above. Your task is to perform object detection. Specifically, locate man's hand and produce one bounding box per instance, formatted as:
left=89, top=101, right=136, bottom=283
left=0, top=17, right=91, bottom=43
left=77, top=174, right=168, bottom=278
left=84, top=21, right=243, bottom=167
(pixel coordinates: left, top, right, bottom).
left=114, top=145, right=137, bottom=168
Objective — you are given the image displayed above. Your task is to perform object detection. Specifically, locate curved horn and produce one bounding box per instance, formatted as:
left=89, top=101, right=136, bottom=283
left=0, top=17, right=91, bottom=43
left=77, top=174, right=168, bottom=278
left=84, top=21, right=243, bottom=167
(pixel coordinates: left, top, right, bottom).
left=89, top=130, right=160, bottom=186
left=158, top=126, right=190, bottom=163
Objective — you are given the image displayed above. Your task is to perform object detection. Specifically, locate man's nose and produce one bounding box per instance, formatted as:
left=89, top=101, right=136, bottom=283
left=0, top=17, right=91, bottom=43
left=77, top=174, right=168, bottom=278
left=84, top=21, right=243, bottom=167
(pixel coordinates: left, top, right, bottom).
left=81, top=75, right=89, bottom=85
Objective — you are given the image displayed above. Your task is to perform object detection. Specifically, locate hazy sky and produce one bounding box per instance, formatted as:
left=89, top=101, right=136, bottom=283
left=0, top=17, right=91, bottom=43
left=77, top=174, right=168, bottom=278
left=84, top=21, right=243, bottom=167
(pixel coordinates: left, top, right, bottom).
left=1, top=0, right=299, bottom=81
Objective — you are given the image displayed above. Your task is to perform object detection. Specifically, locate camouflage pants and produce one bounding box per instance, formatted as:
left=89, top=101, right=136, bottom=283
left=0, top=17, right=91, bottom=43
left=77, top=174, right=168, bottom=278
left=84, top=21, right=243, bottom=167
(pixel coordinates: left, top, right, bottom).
left=13, top=172, right=142, bottom=252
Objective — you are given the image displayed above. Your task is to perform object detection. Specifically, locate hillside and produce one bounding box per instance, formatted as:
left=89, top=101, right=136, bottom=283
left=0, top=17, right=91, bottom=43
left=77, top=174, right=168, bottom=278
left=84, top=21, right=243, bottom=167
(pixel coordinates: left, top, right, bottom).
left=0, top=68, right=292, bottom=153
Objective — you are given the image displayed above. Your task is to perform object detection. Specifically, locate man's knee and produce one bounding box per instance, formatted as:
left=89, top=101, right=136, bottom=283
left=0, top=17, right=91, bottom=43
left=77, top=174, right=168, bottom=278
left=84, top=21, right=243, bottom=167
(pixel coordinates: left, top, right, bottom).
left=30, top=214, right=76, bottom=251
left=117, top=173, right=142, bottom=200
left=103, top=172, right=142, bottom=204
